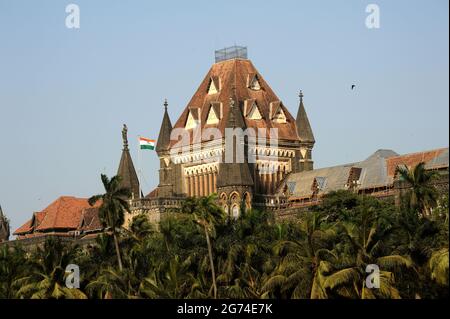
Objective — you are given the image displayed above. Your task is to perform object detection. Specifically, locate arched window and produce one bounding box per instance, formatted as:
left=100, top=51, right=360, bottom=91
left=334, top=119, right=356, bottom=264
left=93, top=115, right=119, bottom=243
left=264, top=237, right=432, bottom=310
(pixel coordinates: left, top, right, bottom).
left=231, top=205, right=240, bottom=219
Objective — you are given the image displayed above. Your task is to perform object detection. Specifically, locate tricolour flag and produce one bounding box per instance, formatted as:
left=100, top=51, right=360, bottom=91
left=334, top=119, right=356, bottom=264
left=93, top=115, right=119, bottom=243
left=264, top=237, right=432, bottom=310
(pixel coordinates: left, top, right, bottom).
left=139, top=137, right=156, bottom=150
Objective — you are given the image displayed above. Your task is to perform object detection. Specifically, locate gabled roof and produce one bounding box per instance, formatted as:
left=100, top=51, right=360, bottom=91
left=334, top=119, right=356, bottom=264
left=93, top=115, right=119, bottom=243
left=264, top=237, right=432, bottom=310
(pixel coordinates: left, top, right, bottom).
left=79, top=207, right=103, bottom=232
left=14, top=196, right=101, bottom=235
left=170, top=59, right=300, bottom=148
left=14, top=211, right=45, bottom=235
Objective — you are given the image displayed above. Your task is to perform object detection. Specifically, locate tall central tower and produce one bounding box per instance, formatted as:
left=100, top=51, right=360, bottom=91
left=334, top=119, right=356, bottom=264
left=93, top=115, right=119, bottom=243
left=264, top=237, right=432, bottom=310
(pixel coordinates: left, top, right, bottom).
left=154, top=47, right=315, bottom=215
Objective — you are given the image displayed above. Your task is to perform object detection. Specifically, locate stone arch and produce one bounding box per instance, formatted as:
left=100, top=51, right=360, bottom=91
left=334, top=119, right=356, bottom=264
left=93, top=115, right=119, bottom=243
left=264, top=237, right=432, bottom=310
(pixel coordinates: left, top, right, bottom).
left=230, top=191, right=241, bottom=203
left=218, top=192, right=227, bottom=213
left=231, top=204, right=240, bottom=219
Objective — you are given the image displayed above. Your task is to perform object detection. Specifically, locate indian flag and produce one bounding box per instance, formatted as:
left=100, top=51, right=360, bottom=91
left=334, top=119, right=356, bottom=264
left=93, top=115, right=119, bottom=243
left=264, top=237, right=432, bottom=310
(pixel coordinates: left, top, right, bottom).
left=139, top=137, right=156, bottom=150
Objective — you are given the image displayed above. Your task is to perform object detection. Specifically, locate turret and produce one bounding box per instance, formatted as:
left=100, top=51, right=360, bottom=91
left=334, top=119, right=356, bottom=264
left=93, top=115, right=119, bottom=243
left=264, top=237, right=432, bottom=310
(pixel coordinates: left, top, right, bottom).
left=295, top=90, right=315, bottom=171
left=156, top=99, right=173, bottom=153
left=216, top=92, right=254, bottom=217
left=117, top=124, right=140, bottom=199
left=156, top=100, right=177, bottom=197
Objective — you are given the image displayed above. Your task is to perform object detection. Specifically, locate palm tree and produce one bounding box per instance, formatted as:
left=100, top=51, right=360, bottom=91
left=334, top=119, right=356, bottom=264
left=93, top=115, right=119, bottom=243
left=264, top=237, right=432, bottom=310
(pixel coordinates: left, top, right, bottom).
left=181, top=195, right=224, bottom=299
left=139, top=255, right=192, bottom=299
left=395, top=162, right=439, bottom=217
left=428, top=248, right=448, bottom=287
left=128, top=214, right=155, bottom=241
left=86, top=266, right=138, bottom=299
left=89, top=174, right=131, bottom=271
left=216, top=210, right=275, bottom=299
left=0, top=245, right=28, bottom=298
left=14, top=238, right=87, bottom=299
left=321, top=203, right=413, bottom=299
left=262, top=212, right=338, bottom=299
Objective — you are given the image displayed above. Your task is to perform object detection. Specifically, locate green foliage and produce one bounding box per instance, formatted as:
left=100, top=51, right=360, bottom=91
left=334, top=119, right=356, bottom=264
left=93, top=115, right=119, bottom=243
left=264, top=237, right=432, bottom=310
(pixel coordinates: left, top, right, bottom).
left=89, top=174, right=131, bottom=271
left=0, top=171, right=447, bottom=299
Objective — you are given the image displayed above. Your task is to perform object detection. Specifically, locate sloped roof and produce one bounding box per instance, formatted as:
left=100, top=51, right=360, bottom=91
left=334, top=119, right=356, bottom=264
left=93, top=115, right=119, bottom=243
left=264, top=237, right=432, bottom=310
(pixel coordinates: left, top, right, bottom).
left=281, top=147, right=448, bottom=199
left=14, top=197, right=101, bottom=235
left=285, top=164, right=354, bottom=198
left=426, top=148, right=449, bottom=169
left=386, top=148, right=448, bottom=177
left=79, top=207, right=103, bottom=232
left=14, top=211, right=46, bottom=235
left=170, top=59, right=300, bottom=148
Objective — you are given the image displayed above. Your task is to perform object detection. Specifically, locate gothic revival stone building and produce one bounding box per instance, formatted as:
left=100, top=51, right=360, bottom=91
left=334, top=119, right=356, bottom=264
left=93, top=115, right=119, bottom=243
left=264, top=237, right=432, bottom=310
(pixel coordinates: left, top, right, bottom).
left=128, top=50, right=316, bottom=223
left=8, top=47, right=449, bottom=241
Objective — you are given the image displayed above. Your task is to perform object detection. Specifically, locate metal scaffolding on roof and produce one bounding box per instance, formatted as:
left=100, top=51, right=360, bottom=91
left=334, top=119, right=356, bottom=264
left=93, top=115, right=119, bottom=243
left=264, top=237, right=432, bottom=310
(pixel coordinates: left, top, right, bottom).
left=215, top=46, right=248, bottom=63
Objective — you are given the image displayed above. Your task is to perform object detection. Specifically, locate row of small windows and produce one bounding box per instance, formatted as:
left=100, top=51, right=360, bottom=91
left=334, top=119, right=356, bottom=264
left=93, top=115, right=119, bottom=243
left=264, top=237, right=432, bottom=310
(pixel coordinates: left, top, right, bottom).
left=207, top=74, right=262, bottom=95
left=185, top=101, right=287, bottom=129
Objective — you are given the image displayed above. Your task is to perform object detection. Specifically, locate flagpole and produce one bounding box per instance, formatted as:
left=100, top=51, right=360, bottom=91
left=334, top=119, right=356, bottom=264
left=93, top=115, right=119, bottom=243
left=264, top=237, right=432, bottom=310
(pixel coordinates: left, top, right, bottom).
left=138, top=135, right=141, bottom=199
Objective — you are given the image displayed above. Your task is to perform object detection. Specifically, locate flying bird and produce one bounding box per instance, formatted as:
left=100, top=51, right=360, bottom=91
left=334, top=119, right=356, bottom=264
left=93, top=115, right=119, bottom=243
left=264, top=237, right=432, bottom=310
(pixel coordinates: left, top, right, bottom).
left=351, top=84, right=356, bottom=90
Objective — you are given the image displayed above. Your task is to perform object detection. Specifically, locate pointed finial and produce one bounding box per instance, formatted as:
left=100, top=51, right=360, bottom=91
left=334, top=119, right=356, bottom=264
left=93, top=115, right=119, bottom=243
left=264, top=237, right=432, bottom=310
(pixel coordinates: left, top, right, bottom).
left=299, top=90, right=304, bottom=101
left=164, top=99, right=168, bottom=111
left=122, top=124, right=128, bottom=150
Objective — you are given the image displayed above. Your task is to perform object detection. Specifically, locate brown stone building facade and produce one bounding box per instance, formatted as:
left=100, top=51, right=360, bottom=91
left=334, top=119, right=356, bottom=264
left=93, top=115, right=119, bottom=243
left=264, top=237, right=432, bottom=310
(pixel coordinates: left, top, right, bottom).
left=128, top=50, right=316, bottom=223
left=8, top=48, right=449, bottom=241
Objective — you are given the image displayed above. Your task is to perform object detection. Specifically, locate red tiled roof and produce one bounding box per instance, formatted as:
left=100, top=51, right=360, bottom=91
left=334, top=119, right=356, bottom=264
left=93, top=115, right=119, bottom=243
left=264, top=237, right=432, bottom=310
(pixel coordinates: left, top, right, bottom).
left=36, top=196, right=100, bottom=231
left=14, top=221, right=32, bottom=235
left=14, top=211, right=46, bottom=235
left=14, top=196, right=101, bottom=235
left=386, top=148, right=447, bottom=177
left=170, top=59, right=300, bottom=148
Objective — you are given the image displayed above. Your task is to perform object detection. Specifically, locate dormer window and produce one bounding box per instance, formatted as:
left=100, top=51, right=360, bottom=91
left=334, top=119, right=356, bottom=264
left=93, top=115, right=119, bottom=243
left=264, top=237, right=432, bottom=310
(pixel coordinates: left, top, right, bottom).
left=270, top=101, right=287, bottom=124
left=206, top=103, right=221, bottom=125
left=185, top=108, right=200, bottom=130
left=272, top=109, right=286, bottom=123
left=244, top=99, right=262, bottom=120
left=207, top=76, right=220, bottom=95
left=247, top=73, right=261, bottom=91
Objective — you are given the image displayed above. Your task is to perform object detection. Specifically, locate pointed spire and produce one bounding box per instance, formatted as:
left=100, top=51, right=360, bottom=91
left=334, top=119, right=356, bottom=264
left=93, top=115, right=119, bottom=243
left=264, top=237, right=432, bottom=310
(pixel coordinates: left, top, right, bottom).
left=0, top=205, right=10, bottom=242
left=117, top=125, right=140, bottom=199
left=216, top=93, right=253, bottom=188
left=156, top=99, right=173, bottom=153
left=296, top=90, right=315, bottom=143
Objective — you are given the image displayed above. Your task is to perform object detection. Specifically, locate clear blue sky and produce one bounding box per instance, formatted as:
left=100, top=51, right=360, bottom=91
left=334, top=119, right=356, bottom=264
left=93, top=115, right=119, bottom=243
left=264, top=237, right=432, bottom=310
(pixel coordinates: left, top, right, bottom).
left=0, top=0, right=448, bottom=232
